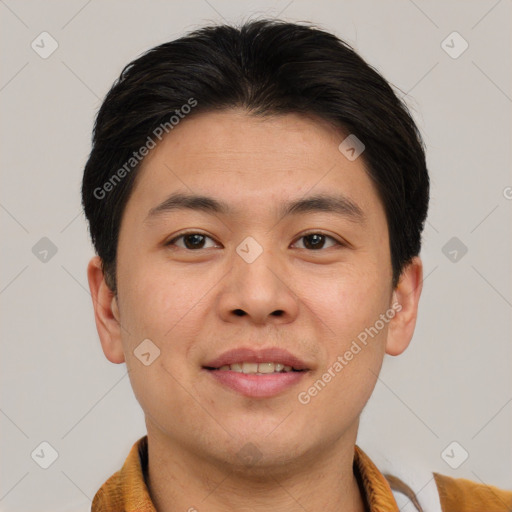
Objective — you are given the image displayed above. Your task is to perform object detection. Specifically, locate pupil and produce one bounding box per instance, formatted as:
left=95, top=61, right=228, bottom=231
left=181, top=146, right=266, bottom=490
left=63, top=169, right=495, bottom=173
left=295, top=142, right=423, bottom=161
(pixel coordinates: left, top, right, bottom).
left=305, top=234, right=324, bottom=250
left=185, top=234, right=204, bottom=249
left=182, top=234, right=326, bottom=250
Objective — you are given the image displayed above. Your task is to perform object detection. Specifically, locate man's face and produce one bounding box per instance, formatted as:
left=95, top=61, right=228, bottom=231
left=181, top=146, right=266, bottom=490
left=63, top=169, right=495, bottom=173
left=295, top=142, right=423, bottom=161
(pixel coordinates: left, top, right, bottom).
left=101, top=110, right=405, bottom=468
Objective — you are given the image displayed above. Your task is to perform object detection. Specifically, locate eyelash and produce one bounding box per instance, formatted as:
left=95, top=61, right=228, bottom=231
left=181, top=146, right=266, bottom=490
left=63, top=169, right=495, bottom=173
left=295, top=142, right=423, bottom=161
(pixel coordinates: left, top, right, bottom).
left=165, top=231, right=344, bottom=251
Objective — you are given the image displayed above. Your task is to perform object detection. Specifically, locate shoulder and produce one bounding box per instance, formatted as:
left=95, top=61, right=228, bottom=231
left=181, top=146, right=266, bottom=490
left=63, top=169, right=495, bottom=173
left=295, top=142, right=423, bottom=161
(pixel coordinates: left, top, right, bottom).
left=364, top=445, right=512, bottom=512
left=433, top=472, right=512, bottom=512
left=91, top=436, right=153, bottom=511
left=91, top=469, right=124, bottom=511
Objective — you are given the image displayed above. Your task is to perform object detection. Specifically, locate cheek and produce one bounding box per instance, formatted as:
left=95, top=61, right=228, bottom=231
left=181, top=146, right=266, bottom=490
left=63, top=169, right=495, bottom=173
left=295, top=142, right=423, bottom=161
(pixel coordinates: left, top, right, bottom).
left=297, top=262, right=390, bottom=346
left=127, top=357, right=196, bottom=437
left=118, top=261, right=215, bottom=403
left=293, top=262, right=390, bottom=407
left=120, top=259, right=203, bottom=340
left=299, top=303, right=387, bottom=428
left=118, top=263, right=198, bottom=391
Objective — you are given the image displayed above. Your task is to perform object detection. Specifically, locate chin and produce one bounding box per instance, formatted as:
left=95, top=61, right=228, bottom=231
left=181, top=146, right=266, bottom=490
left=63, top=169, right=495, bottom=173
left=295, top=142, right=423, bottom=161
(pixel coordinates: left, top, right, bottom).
left=218, top=441, right=307, bottom=477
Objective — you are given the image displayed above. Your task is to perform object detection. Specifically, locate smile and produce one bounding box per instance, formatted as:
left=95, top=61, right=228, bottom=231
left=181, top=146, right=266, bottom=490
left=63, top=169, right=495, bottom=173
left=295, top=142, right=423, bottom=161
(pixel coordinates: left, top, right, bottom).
left=202, top=347, right=311, bottom=398
left=209, top=362, right=304, bottom=374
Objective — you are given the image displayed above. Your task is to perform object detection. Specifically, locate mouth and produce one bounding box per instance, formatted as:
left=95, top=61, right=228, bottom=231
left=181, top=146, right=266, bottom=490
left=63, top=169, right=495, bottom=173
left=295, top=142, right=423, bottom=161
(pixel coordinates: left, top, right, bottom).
left=202, top=348, right=310, bottom=398
left=204, top=362, right=307, bottom=374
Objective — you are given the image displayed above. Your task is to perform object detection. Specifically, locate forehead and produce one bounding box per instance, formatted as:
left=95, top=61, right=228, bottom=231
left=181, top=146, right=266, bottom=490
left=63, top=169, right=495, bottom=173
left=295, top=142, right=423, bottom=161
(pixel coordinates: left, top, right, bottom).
left=150, top=109, right=346, bottom=165
left=123, top=109, right=385, bottom=226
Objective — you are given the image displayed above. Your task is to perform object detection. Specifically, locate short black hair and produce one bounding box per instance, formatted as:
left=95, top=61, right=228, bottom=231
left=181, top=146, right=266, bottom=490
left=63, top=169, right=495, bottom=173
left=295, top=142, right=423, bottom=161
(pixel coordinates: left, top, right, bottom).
left=82, top=19, right=429, bottom=295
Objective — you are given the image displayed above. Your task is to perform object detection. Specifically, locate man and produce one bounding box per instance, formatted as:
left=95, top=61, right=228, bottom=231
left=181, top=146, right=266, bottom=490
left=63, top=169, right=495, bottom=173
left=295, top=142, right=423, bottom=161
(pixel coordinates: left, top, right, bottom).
left=82, top=19, right=511, bottom=511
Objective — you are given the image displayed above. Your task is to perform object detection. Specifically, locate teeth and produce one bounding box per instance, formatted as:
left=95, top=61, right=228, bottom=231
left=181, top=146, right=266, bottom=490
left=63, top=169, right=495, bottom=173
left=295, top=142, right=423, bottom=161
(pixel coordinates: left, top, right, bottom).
left=216, top=362, right=297, bottom=373
left=242, top=362, right=258, bottom=374
left=257, top=362, right=275, bottom=374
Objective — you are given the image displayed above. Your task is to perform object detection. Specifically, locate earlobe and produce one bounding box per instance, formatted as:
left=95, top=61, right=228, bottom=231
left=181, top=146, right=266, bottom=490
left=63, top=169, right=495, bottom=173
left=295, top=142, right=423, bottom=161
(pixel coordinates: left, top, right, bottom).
left=87, top=256, right=125, bottom=364
left=385, top=256, right=423, bottom=357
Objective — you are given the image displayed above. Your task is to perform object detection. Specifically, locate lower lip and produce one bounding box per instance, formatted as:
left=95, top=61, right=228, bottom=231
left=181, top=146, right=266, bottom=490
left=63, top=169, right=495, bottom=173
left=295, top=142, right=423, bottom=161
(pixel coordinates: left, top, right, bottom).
left=206, top=369, right=308, bottom=398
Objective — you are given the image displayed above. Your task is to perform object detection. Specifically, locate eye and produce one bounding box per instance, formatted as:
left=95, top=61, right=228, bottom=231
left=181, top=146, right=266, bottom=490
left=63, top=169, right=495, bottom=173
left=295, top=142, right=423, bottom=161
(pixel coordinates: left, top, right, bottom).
left=165, top=232, right=218, bottom=250
left=292, top=232, right=342, bottom=250
left=165, top=231, right=343, bottom=251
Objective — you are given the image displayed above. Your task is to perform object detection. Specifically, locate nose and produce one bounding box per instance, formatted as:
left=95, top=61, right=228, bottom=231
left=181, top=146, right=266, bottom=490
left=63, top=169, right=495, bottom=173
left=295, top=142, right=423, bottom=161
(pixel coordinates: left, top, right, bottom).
left=216, top=242, right=300, bottom=326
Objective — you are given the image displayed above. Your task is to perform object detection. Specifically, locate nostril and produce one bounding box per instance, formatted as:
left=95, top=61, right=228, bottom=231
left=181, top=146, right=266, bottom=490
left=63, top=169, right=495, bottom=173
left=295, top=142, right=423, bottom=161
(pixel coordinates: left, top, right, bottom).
left=232, top=309, right=284, bottom=317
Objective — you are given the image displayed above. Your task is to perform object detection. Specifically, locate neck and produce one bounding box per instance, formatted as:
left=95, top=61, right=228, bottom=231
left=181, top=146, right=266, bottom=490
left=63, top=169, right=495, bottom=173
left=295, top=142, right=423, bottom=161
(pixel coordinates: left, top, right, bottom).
left=145, top=423, right=366, bottom=512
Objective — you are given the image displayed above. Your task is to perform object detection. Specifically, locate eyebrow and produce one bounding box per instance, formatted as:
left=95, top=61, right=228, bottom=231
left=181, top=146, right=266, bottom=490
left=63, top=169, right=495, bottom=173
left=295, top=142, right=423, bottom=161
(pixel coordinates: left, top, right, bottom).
left=144, top=192, right=366, bottom=225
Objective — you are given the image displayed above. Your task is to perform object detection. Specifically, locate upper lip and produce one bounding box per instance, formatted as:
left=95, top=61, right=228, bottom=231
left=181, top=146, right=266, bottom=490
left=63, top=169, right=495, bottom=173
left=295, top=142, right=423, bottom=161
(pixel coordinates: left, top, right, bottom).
left=203, top=347, right=310, bottom=371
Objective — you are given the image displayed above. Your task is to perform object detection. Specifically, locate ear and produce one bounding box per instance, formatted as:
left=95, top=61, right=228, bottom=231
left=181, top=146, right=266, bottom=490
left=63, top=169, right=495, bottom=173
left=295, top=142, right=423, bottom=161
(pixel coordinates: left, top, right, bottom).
left=385, top=256, right=423, bottom=356
left=87, top=256, right=125, bottom=364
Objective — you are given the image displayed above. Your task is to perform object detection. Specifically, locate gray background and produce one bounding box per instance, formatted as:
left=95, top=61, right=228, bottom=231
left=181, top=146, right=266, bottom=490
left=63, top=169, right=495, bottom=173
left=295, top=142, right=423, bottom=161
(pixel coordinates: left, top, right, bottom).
left=1, top=0, right=511, bottom=510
